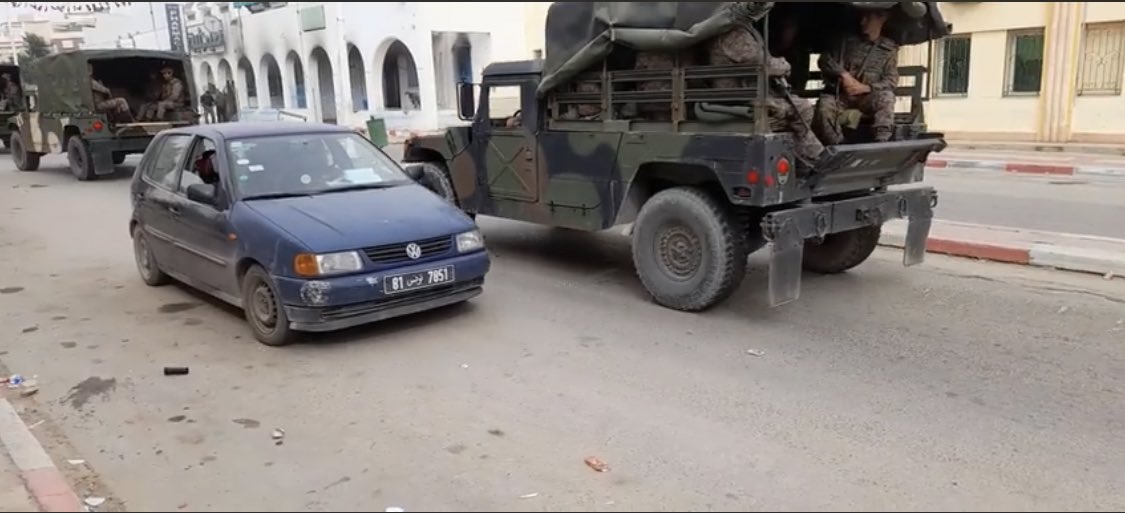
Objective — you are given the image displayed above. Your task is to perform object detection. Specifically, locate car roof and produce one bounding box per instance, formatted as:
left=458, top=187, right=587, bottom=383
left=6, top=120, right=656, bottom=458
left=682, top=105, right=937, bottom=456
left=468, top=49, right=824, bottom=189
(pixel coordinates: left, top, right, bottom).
left=164, top=121, right=356, bottom=141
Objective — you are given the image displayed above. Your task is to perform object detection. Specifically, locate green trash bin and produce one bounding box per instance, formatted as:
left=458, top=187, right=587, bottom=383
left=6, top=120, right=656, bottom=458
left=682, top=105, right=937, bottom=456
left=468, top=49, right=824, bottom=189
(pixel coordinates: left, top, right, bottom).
left=366, top=116, right=388, bottom=148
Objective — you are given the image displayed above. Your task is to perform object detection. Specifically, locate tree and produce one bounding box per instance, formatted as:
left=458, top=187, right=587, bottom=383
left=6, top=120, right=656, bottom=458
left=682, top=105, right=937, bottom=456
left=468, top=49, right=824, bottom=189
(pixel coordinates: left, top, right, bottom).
left=18, top=34, right=52, bottom=64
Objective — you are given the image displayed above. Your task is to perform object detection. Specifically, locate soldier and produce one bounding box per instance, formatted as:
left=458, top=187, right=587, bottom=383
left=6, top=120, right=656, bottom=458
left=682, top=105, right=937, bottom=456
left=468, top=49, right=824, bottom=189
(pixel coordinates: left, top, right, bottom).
left=136, top=71, right=162, bottom=121
left=633, top=50, right=695, bottom=121
left=707, top=2, right=824, bottom=165
left=813, top=8, right=899, bottom=144
left=200, top=84, right=217, bottom=124
left=147, top=65, right=187, bottom=121
left=87, top=63, right=134, bottom=122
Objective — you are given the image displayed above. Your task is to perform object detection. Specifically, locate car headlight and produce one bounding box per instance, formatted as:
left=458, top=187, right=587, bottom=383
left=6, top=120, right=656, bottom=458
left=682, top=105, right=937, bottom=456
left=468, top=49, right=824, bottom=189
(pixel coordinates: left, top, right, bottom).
left=294, top=251, right=364, bottom=277
left=456, top=230, right=484, bottom=253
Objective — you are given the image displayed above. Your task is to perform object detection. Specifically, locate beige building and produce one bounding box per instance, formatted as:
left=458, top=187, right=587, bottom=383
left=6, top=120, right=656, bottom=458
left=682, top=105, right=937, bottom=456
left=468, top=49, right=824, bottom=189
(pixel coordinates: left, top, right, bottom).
left=522, top=2, right=1125, bottom=144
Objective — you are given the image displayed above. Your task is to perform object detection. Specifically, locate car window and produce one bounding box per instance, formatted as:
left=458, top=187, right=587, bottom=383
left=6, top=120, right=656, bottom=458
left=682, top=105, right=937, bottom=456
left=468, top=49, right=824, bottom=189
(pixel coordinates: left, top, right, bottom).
left=178, top=137, right=218, bottom=195
left=144, top=134, right=192, bottom=190
left=226, top=132, right=412, bottom=199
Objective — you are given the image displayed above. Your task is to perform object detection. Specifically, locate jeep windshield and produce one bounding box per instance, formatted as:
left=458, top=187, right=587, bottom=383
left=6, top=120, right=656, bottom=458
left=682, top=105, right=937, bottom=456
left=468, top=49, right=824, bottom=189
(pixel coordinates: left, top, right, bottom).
left=226, top=132, right=412, bottom=200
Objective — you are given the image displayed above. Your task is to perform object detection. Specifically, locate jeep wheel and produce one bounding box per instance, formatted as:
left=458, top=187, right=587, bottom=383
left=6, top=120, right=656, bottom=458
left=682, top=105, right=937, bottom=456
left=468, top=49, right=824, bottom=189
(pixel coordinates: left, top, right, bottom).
left=67, top=136, right=97, bottom=181
left=632, top=187, right=748, bottom=312
left=241, top=266, right=296, bottom=347
left=132, top=224, right=171, bottom=286
left=802, top=224, right=882, bottom=274
left=417, top=162, right=457, bottom=205
left=10, top=132, right=39, bottom=171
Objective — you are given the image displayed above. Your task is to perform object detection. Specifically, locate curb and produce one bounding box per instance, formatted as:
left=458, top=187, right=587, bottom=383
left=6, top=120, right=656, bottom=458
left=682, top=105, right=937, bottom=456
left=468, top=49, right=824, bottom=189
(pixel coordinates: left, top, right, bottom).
left=879, top=225, right=1125, bottom=277
left=926, top=158, right=1125, bottom=178
left=0, top=398, right=81, bottom=512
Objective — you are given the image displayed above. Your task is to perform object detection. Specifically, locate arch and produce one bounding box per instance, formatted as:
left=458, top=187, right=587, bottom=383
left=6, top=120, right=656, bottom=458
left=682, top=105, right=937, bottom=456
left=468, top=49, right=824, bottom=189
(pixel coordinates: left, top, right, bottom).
left=260, top=53, right=284, bottom=109
left=286, top=51, right=307, bottom=109
left=309, top=46, right=337, bottom=124
left=199, top=61, right=215, bottom=88
left=381, top=40, right=420, bottom=111
left=217, top=59, right=233, bottom=85
left=347, top=44, right=368, bottom=112
left=237, top=56, right=257, bottom=108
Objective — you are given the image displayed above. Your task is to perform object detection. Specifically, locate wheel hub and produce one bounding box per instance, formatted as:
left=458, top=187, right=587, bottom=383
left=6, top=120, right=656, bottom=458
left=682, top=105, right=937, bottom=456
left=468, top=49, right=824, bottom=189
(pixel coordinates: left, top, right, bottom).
left=657, top=223, right=702, bottom=279
left=251, top=284, right=278, bottom=329
left=135, top=237, right=151, bottom=278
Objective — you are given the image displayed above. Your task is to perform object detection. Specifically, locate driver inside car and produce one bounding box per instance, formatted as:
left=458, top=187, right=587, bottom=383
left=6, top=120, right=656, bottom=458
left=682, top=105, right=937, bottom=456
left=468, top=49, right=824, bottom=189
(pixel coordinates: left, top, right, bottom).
left=192, top=149, right=220, bottom=185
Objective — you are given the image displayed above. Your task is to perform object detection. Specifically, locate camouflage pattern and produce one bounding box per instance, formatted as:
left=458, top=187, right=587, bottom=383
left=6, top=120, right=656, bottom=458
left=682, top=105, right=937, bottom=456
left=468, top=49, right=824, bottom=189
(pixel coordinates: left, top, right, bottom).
left=139, top=75, right=187, bottom=121
left=708, top=26, right=824, bottom=164
left=814, top=34, right=900, bottom=143
left=633, top=51, right=696, bottom=120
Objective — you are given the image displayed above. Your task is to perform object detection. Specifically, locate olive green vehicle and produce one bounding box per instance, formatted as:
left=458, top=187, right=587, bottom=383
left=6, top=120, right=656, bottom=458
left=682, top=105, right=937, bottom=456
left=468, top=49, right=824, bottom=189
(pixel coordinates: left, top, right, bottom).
left=0, top=63, right=21, bottom=149
left=403, top=1, right=951, bottom=311
left=9, top=49, right=199, bottom=181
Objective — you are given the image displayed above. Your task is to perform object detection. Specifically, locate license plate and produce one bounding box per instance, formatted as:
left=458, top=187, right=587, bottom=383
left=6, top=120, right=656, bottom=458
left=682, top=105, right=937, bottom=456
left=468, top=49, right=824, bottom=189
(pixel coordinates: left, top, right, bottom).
left=383, top=265, right=455, bottom=294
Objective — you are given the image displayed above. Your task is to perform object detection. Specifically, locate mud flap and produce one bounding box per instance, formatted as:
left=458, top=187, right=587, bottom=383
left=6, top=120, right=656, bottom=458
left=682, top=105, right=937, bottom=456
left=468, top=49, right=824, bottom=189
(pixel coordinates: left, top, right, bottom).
left=767, top=217, right=805, bottom=307
left=92, top=150, right=115, bottom=176
left=901, top=189, right=937, bottom=267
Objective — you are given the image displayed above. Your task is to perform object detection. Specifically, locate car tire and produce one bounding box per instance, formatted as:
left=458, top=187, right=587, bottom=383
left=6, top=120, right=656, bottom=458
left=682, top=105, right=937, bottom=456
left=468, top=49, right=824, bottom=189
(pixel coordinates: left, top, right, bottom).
left=631, top=186, right=748, bottom=312
left=132, top=224, right=171, bottom=286
left=10, top=132, right=40, bottom=171
left=417, top=162, right=457, bottom=205
left=67, top=136, right=97, bottom=181
left=802, top=224, right=882, bottom=274
left=240, top=266, right=296, bottom=347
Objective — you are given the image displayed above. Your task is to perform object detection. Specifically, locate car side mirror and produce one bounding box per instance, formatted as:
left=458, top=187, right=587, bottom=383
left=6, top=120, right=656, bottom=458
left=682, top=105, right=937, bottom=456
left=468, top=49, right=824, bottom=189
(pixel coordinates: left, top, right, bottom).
left=186, top=183, right=218, bottom=206
left=457, top=82, right=477, bottom=121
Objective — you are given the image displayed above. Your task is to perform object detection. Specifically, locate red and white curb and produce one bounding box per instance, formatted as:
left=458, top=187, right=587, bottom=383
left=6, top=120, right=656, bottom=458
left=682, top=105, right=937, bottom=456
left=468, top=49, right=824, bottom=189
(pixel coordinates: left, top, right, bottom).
left=0, top=398, right=81, bottom=512
left=880, top=221, right=1125, bottom=277
left=926, top=157, right=1125, bottom=178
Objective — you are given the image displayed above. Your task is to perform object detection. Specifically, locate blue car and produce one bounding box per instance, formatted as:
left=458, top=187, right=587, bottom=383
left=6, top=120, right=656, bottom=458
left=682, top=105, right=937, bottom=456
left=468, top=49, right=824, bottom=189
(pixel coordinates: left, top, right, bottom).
left=128, top=122, right=490, bottom=346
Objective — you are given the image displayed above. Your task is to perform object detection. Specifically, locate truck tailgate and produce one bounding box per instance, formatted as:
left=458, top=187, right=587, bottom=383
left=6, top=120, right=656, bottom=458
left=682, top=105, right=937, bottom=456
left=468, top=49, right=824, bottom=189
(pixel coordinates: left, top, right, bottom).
left=809, top=138, right=947, bottom=195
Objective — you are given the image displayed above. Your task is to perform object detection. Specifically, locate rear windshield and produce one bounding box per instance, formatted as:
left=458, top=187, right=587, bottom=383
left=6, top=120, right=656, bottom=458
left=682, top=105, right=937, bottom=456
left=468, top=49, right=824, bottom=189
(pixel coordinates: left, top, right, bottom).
left=225, top=132, right=411, bottom=199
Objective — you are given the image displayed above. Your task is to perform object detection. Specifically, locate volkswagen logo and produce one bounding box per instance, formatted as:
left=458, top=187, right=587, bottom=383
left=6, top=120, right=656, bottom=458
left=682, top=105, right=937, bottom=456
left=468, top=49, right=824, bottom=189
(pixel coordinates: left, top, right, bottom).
left=405, top=243, right=422, bottom=260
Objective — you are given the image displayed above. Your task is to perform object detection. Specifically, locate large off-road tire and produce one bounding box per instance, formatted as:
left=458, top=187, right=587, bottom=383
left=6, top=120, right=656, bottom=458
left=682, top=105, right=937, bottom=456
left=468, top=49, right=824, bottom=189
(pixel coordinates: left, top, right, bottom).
left=631, top=186, right=748, bottom=312
left=240, top=266, right=296, bottom=347
left=802, top=224, right=883, bottom=274
left=132, top=224, right=171, bottom=287
left=67, top=136, right=97, bottom=181
left=415, top=161, right=457, bottom=205
left=10, top=132, right=40, bottom=171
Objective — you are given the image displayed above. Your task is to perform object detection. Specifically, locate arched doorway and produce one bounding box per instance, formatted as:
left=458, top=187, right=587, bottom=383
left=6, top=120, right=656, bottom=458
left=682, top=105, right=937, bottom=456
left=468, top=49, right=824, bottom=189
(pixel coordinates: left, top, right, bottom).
left=381, top=40, right=420, bottom=111
left=199, top=61, right=215, bottom=88
left=237, top=57, right=257, bottom=108
left=347, top=44, right=368, bottom=112
left=286, top=51, right=306, bottom=109
left=260, top=54, right=283, bottom=108
left=310, top=47, right=336, bottom=124
left=452, top=36, right=473, bottom=116
left=217, top=59, right=233, bottom=85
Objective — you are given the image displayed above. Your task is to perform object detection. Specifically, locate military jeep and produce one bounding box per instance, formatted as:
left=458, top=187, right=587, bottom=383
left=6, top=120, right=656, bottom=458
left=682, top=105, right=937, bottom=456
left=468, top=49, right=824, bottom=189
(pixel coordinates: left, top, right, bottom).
left=9, top=49, right=199, bottom=181
left=0, top=63, right=22, bottom=149
left=403, top=1, right=951, bottom=311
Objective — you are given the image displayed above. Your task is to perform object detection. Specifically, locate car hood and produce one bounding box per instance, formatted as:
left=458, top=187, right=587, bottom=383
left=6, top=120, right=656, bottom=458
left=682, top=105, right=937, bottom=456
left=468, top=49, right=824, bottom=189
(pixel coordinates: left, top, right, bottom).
left=244, top=184, right=476, bottom=253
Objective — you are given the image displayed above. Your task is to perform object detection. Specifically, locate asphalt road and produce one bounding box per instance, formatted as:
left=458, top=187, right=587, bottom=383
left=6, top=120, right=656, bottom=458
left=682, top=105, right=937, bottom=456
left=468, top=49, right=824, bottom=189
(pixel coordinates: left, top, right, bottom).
left=0, top=156, right=1123, bottom=511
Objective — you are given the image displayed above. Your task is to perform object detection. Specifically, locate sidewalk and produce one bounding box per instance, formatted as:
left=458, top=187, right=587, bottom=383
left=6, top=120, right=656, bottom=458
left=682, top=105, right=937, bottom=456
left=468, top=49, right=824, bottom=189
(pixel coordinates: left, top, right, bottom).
left=880, top=219, right=1125, bottom=278
left=0, top=395, right=80, bottom=512
left=927, top=147, right=1125, bottom=177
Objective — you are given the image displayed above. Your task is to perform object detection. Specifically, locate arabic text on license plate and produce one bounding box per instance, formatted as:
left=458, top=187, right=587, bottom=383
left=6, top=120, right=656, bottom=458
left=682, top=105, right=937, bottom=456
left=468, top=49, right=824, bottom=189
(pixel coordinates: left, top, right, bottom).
left=383, top=265, right=455, bottom=294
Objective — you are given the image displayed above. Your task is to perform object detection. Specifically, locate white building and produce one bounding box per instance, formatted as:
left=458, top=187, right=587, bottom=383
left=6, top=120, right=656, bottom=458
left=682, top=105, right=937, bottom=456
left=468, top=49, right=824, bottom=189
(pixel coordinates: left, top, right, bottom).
left=184, top=2, right=545, bottom=138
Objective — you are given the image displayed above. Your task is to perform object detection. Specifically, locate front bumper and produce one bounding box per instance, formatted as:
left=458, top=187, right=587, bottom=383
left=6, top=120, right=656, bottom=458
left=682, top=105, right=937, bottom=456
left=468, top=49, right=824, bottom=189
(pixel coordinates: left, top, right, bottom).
left=275, top=250, right=490, bottom=332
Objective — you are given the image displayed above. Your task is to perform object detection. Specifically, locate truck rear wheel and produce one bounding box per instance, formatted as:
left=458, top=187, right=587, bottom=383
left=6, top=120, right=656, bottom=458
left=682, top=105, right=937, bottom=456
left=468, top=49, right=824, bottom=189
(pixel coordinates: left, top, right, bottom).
left=632, top=187, right=747, bottom=312
left=802, top=224, right=882, bottom=274
left=10, top=132, right=39, bottom=171
left=67, top=136, right=97, bottom=181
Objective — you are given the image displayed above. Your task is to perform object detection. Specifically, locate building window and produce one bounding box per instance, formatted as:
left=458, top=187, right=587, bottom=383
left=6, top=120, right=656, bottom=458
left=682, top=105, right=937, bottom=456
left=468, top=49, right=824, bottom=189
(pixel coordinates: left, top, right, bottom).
left=1078, top=22, right=1125, bottom=96
left=934, top=34, right=970, bottom=96
left=1005, top=29, right=1044, bottom=95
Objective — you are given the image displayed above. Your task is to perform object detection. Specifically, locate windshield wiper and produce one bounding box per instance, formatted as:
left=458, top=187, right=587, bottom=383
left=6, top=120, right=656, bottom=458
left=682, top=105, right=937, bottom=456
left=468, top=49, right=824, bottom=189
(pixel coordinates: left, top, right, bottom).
left=312, top=183, right=402, bottom=195
left=241, top=192, right=314, bottom=201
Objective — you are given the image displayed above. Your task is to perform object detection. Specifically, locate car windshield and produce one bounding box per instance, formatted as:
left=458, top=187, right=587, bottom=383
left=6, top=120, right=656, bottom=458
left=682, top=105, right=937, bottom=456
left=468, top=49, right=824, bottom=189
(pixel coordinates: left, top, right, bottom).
left=225, top=132, right=412, bottom=199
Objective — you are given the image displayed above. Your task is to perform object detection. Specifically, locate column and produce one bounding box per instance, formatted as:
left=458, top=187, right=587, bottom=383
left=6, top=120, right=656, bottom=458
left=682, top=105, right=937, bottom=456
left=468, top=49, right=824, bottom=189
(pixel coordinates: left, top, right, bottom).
left=1039, top=1, right=1086, bottom=142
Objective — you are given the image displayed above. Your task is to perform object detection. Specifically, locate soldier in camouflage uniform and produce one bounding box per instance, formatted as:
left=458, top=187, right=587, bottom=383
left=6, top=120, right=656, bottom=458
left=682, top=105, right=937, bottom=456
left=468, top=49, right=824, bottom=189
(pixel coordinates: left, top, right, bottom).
left=87, top=63, right=134, bottom=122
left=814, top=8, right=899, bottom=144
left=633, top=50, right=697, bottom=121
left=707, top=2, right=824, bottom=165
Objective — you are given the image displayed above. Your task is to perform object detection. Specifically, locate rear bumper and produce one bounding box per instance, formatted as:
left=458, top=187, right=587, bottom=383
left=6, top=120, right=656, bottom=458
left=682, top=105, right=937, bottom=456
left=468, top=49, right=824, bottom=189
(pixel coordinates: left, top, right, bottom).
left=760, top=187, right=937, bottom=307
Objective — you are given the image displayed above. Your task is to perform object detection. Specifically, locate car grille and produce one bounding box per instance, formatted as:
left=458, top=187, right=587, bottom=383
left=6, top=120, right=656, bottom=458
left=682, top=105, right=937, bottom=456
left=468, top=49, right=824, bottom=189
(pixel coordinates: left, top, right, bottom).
left=363, top=235, right=453, bottom=265
left=319, top=278, right=484, bottom=321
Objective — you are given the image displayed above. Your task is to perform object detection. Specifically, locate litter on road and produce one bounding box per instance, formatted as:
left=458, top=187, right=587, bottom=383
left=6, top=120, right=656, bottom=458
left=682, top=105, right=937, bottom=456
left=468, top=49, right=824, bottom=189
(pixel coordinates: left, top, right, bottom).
left=164, top=366, right=190, bottom=376
left=519, top=493, right=540, bottom=499
left=584, top=456, right=610, bottom=472
left=746, top=349, right=765, bottom=357
left=272, top=428, right=285, bottom=445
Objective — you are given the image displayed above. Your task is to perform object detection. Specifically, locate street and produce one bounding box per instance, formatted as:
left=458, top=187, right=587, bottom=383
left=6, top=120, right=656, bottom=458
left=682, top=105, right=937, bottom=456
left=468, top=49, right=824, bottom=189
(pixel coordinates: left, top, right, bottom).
left=1, top=154, right=1124, bottom=511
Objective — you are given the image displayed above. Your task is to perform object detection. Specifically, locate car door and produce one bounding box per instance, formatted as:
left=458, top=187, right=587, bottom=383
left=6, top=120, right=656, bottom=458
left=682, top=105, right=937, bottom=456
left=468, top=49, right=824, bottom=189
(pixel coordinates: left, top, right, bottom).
left=171, top=135, right=238, bottom=295
left=136, top=133, right=193, bottom=275
left=476, top=81, right=539, bottom=202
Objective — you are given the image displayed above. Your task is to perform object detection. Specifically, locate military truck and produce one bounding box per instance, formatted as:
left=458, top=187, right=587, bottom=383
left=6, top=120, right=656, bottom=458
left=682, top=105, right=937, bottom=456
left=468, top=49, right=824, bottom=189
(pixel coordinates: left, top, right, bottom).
left=0, top=63, right=21, bottom=149
left=402, top=1, right=951, bottom=311
left=9, top=49, right=199, bottom=181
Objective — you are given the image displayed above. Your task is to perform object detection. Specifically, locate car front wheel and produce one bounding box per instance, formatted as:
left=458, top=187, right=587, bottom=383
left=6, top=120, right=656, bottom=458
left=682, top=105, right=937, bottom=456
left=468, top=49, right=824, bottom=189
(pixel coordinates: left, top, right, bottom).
left=240, top=266, right=296, bottom=347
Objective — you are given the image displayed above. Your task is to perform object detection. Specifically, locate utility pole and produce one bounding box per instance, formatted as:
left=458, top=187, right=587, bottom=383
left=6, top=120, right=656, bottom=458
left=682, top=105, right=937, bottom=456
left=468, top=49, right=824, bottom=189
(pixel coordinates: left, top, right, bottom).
left=148, top=2, right=158, bottom=49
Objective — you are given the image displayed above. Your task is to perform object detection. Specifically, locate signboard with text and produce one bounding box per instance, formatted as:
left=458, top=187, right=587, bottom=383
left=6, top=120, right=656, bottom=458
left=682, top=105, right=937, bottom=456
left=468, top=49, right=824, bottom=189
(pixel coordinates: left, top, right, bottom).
left=186, top=17, right=226, bottom=55
left=165, top=3, right=185, bottom=53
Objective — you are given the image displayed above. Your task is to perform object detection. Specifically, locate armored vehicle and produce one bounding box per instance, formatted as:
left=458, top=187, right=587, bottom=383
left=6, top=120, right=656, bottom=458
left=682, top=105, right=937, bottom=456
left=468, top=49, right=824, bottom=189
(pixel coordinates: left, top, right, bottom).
left=403, top=1, right=951, bottom=311
left=9, top=49, right=199, bottom=181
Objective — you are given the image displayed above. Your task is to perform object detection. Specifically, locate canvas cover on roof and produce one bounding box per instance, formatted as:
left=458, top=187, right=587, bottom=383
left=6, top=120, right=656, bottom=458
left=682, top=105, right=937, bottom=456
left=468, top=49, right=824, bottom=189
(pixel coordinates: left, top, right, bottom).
left=537, top=1, right=950, bottom=97
left=24, top=49, right=195, bottom=113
